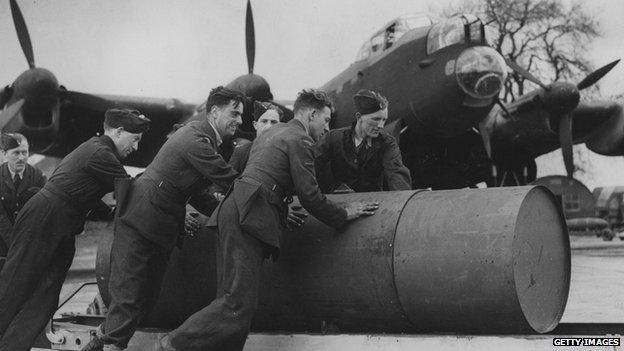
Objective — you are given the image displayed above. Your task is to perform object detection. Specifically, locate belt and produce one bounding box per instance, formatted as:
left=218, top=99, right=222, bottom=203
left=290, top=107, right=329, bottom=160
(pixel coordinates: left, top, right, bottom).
left=142, top=168, right=190, bottom=204
left=42, top=182, right=84, bottom=211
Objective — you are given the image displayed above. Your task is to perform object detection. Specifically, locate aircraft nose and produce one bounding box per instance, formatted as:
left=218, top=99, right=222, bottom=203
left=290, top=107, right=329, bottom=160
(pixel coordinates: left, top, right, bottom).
left=455, top=46, right=507, bottom=99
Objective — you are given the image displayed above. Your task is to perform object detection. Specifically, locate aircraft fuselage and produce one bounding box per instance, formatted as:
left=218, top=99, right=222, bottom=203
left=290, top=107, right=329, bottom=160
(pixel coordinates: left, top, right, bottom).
left=321, top=23, right=503, bottom=139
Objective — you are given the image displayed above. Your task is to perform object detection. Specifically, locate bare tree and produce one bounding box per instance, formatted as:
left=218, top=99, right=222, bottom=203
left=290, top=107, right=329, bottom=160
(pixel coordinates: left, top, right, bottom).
left=439, top=0, right=600, bottom=102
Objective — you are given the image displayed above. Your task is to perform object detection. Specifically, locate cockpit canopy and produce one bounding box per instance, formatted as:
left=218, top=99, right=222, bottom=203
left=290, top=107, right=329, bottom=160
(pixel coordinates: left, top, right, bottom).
left=426, top=14, right=488, bottom=55
left=356, top=14, right=438, bottom=61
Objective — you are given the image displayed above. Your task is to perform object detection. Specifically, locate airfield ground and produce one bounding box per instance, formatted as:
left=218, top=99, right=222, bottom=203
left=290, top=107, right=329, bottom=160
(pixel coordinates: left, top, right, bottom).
left=35, top=222, right=624, bottom=350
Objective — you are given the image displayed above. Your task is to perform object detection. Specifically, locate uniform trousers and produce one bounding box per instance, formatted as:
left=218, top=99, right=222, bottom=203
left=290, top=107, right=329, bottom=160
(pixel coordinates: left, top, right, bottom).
left=167, top=195, right=269, bottom=351
left=0, top=191, right=77, bottom=351
left=101, top=219, right=170, bottom=348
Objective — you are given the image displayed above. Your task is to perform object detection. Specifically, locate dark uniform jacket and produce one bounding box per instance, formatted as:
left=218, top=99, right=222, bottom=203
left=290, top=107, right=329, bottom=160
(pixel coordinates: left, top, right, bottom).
left=228, top=139, right=252, bottom=173
left=210, top=119, right=347, bottom=249
left=40, top=135, right=129, bottom=236
left=119, top=119, right=238, bottom=250
left=0, top=163, right=45, bottom=255
left=0, top=136, right=127, bottom=347
left=314, top=124, right=411, bottom=193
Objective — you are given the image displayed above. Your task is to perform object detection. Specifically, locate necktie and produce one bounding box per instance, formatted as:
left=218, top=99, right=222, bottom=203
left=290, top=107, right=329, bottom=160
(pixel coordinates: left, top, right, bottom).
left=13, top=175, right=21, bottom=191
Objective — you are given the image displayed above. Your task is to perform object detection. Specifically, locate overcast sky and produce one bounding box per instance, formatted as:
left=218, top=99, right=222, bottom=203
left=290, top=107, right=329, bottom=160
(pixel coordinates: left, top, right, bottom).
left=1, top=0, right=623, bottom=102
left=2, top=0, right=624, bottom=187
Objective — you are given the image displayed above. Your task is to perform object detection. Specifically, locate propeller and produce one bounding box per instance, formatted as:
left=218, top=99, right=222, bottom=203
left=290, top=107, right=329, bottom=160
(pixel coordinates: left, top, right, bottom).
left=245, top=0, right=255, bottom=74
left=556, top=59, right=619, bottom=178
left=227, top=0, right=292, bottom=121
left=6, top=0, right=122, bottom=122
left=503, top=58, right=620, bottom=179
left=10, top=0, right=35, bottom=69
left=0, top=99, right=25, bottom=131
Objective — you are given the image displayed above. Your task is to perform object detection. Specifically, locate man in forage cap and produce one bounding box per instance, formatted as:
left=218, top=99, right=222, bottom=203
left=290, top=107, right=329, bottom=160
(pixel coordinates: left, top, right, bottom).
left=314, top=89, right=411, bottom=193
left=84, top=86, right=245, bottom=351
left=0, top=108, right=150, bottom=350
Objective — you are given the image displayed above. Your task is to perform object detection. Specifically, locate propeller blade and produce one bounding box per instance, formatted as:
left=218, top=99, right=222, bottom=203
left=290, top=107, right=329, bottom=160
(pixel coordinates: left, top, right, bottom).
left=0, top=99, right=25, bottom=131
left=505, top=57, right=549, bottom=90
left=558, top=114, right=574, bottom=178
left=478, top=118, right=498, bottom=185
left=478, top=120, right=492, bottom=159
left=59, top=90, right=116, bottom=111
left=9, top=0, right=35, bottom=69
left=577, top=59, right=620, bottom=91
left=245, top=0, right=256, bottom=74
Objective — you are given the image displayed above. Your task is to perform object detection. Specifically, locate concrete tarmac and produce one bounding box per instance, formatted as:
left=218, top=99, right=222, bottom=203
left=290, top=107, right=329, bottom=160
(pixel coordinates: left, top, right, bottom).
left=56, top=226, right=624, bottom=325
left=32, top=227, right=624, bottom=350
left=562, top=236, right=624, bottom=323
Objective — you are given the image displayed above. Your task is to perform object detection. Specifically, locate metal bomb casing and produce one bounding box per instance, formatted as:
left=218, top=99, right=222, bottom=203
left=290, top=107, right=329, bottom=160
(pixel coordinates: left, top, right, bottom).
left=96, top=186, right=570, bottom=334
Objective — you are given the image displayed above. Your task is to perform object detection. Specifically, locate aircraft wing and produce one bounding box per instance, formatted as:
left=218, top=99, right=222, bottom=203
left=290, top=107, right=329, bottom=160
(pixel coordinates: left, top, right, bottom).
left=487, top=100, right=624, bottom=161
left=573, top=101, right=624, bottom=156
left=46, top=94, right=197, bottom=168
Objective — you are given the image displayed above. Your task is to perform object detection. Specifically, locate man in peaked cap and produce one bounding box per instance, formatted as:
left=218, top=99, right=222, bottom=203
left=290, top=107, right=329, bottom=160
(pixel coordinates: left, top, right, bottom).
left=83, top=86, right=244, bottom=351
left=0, top=108, right=150, bottom=351
left=0, top=133, right=46, bottom=269
left=314, top=89, right=411, bottom=193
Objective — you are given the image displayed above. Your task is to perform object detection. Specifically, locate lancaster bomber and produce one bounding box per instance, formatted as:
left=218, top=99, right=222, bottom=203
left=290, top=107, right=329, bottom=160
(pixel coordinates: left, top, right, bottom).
left=1, top=0, right=622, bottom=191
left=0, top=1, right=621, bottom=350
left=319, top=13, right=621, bottom=188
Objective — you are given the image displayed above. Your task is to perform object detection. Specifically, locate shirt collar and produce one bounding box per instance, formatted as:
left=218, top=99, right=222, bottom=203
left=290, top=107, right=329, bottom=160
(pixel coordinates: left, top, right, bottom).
left=350, top=122, right=372, bottom=148
left=207, top=118, right=223, bottom=147
left=8, top=167, right=24, bottom=180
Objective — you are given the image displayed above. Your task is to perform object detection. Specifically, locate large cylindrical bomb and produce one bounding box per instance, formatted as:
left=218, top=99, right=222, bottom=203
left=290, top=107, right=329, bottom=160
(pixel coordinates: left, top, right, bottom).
left=96, top=186, right=570, bottom=334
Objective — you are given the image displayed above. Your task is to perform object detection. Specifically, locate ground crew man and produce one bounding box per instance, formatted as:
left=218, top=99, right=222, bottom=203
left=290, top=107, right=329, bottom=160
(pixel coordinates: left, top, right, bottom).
left=83, top=86, right=244, bottom=351
left=0, top=133, right=46, bottom=268
left=0, top=108, right=150, bottom=351
left=228, top=101, right=307, bottom=230
left=315, top=89, right=411, bottom=193
left=156, top=89, right=379, bottom=351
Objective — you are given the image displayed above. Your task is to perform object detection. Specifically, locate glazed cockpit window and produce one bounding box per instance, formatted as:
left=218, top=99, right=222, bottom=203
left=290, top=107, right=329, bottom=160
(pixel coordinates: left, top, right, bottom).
left=355, top=14, right=440, bottom=61
left=356, top=40, right=372, bottom=61
left=402, top=15, right=435, bottom=30
left=371, top=33, right=384, bottom=53
left=385, top=24, right=398, bottom=49
left=426, top=16, right=465, bottom=54
left=427, top=14, right=486, bottom=55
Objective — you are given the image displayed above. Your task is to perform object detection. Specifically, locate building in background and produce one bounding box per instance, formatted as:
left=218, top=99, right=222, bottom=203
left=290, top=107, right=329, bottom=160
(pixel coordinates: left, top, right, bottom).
left=593, top=186, right=624, bottom=238
left=533, top=175, right=613, bottom=240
